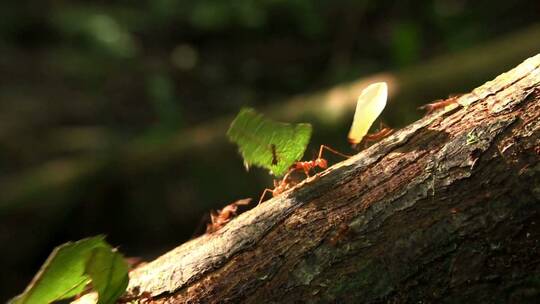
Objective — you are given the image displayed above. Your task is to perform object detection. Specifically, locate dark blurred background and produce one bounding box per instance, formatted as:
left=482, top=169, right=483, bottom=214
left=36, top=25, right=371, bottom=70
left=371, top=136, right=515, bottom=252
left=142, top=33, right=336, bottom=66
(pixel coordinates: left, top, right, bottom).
left=1, top=0, right=540, bottom=300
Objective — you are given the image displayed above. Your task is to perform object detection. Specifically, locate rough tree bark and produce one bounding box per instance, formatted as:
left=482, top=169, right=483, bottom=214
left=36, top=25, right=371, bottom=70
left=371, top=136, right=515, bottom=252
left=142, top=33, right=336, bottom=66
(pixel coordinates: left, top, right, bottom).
left=81, top=54, right=540, bottom=303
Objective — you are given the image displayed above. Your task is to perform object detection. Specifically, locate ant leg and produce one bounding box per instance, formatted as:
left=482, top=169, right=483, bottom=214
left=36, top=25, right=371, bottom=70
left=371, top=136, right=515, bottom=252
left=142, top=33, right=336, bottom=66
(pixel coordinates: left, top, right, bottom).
left=418, top=103, right=436, bottom=115
left=209, top=210, right=218, bottom=225
left=281, top=167, right=298, bottom=181
left=258, top=188, right=274, bottom=205
left=283, top=166, right=297, bottom=177
left=363, top=123, right=394, bottom=146
left=319, top=145, right=352, bottom=159
left=419, top=97, right=459, bottom=115
left=232, top=198, right=252, bottom=207
left=362, top=140, right=369, bottom=149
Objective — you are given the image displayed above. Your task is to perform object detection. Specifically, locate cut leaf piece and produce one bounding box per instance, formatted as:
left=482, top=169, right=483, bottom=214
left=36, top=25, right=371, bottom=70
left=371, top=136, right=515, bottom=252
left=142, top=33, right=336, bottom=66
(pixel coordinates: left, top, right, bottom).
left=227, top=108, right=312, bottom=176
left=86, top=247, right=129, bottom=304
left=348, top=82, right=388, bottom=145
left=10, top=236, right=108, bottom=304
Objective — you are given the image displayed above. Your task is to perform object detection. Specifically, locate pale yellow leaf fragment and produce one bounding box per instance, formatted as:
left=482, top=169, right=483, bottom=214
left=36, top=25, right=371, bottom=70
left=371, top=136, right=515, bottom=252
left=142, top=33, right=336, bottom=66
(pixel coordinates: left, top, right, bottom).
left=347, top=82, right=388, bottom=145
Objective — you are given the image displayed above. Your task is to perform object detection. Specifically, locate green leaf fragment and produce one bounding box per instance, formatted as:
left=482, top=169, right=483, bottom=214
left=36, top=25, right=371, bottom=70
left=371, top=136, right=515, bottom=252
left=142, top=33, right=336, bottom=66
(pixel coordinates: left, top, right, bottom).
left=10, top=236, right=107, bottom=304
left=10, top=236, right=129, bottom=304
left=85, top=247, right=129, bottom=304
left=227, top=108, right=312, bottom=176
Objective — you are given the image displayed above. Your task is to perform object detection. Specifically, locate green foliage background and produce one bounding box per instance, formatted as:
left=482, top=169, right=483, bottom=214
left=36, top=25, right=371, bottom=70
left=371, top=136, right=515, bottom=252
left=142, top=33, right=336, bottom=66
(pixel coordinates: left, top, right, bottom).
left=1, top=0, right=539, bottom=300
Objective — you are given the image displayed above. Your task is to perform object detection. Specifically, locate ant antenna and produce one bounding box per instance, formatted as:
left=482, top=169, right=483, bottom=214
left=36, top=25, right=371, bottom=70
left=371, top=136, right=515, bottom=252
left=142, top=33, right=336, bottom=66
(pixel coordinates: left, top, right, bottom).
left=317, top=144, right=352, bottom=159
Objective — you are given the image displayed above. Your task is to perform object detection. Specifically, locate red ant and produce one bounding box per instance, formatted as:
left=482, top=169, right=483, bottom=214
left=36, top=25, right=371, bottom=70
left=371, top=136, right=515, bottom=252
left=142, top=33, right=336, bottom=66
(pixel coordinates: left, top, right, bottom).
left=258, top=169, right=295, bottom=205
left=351, top=122, right=394, bottom=149
left=258, top=145, right=350, bottom=205
left=291, top=145, right=351, bottom=177
left=205, top=198, right=252, bottom=234
left=363, top=123, right=394, bottom=144
left=418, top=95, right=461, bottom=115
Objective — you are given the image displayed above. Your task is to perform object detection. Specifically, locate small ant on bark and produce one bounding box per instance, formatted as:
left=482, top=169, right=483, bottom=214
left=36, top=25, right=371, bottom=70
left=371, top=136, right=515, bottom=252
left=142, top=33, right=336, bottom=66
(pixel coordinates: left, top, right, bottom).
left=205, top=198, right=252, bottom=234
left=363, top=122, right=394, bottom=144
left=258, top=145, right=351, bottom=204
left=257, top=169, right=296, bottom=205
left=291, top=145, right=351, bottom=177
left=350, top=122, right=394, bottom=149
left=418, top=95, right=461, bottom=115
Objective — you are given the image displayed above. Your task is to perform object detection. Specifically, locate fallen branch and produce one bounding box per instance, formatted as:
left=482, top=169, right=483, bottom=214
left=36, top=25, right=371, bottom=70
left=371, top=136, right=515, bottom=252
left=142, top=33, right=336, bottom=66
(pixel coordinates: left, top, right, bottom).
left=73, top=54, right=540, bottom=303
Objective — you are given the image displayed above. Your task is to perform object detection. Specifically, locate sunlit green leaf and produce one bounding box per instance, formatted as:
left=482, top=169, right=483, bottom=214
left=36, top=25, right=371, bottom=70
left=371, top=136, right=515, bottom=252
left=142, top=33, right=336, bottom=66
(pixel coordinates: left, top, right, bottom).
left=85, top=247, right=129, bottom=304
left=10, top=236, right=108, bottom=304
left=227, top=107, right=312, bottom=176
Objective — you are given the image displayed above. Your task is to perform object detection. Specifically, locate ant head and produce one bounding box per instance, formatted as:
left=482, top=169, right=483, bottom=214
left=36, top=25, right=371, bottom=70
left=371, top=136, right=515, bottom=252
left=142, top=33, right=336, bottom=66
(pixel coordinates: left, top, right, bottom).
left=316, top=158, right=328, bottom=169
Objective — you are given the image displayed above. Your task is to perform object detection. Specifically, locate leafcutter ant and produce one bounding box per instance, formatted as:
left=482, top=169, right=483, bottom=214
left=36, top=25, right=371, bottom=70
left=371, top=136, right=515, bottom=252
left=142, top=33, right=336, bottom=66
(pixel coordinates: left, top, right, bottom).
left=258, top=145, right=350, bottom=204
left=419, top=95, right=461, bottom=115
left=205, top=198, right=252, bottom=234
left=257, top=169, right=295, bottom=205
left=351, top=122, right=394, bottom=149
left=291, top=145, right=351, bottom=177
left=363, top=122, right=393, bottom=143
left=257, top=131, right=389, bottom=207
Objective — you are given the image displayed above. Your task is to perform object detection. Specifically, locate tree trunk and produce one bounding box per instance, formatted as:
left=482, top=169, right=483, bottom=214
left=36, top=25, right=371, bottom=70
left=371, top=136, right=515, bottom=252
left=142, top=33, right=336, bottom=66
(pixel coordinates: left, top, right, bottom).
left=98, top=54, right=540, bottom=303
